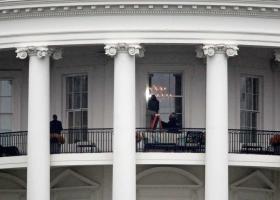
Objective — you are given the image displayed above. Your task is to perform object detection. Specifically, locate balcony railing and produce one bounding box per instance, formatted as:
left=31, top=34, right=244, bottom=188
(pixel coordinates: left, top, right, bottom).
left=0, top=131, right=27, bottom=156
left=1, top=128, right=280, bottom=157
left=229, top=129, right=280, bottom=155
left=52, top=128, right=113, bottom=154
left=136, top=128, right=206, bottom=153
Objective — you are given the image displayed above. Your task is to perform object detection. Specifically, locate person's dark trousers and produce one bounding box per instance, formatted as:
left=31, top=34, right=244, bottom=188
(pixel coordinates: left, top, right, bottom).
left=50, top=143, right=61, bottom=154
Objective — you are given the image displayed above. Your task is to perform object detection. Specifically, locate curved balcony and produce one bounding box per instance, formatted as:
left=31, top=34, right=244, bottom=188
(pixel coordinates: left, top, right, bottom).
left=0, top=131, right=27, bottom=157
left=1, top=128, right=280, bottom=157
left=229, top=129, right=280, bottom=155
left=136, top=128, right=205, bottom=153
left=52, top=128, right=113, bottom=154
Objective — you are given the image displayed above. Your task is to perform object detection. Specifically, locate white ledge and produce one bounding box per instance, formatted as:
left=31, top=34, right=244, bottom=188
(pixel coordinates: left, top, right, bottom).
left=1, top=153, right=280, bottom=169
left=228, top=153, right=280, bottom=168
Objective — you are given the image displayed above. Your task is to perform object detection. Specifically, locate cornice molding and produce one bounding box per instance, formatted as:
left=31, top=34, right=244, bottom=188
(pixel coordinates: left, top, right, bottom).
left=1, top=3, right=280, bottom=20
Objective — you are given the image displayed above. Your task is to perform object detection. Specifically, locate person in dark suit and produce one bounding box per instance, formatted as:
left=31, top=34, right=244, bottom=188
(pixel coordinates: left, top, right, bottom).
left=146, top=94, right=160, bottom=128
left=50, top=114, right=63, bottom=153
left=161, top=112, right=179, bottom=133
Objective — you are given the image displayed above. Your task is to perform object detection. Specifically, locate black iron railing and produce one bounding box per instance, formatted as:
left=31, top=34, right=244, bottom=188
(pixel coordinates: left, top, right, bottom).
left=51, top=128, right=113, bottom=154
left=2, top=128, right=280, bottom=156
left=136, top=128, right=206, bottom=153
left=229, top=129, right=280, bottom=155
left=0, top=131, right=27, bottom=157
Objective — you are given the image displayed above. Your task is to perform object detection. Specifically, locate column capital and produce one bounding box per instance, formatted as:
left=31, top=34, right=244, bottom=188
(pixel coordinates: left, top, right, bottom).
left=15, top=46, right=62, bottom=60
left=274, top=49, right=280, bottom=62
left=104, top=43, right=144, bottom=57
left=202, top=44, right=239, bottom=57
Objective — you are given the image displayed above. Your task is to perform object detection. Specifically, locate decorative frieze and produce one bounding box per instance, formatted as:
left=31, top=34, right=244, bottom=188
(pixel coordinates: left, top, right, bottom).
left=104, top=43, right=144, bottom=57
left=0, top=3, right=280, bottom=20
left=202, top=44, right=239, bottom=57
left=15, top=46, right=62, bottom=59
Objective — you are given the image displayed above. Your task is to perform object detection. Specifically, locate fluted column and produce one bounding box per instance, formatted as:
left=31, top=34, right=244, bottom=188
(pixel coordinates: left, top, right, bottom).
left=16, top=47, right=61, bottom=200
left=105, top=43, right=143, bottom=200
left=203, top=44, right=238, bottom=200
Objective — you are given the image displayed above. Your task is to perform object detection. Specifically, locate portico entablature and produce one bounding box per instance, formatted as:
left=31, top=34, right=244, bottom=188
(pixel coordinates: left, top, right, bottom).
left=0, top=1, right=280, bottom=48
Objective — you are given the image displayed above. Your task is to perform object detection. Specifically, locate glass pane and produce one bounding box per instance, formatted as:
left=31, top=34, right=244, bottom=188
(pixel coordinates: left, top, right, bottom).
left=246, top=112, right=252, bottom=129
left=240, top=111, right=246, bottom=128
left=246, top=78, right=252, bottom=93
left=150, top=73, right=169, bottom=97
left=74, top=111, right=82, bottom=128
left=157, top=97, right=170, bottom=114
left=0, top=97, right=12, bottom=113
left=170, top=74, right=182, bottom=96
left=66, top=94, right=72, bottom=109
left=174, top=97, right=182, bottom=114
left=240, top=93, right=246, bottom=110
left=0, top=114, right=12, bottom=132
left=253, top=94, right=258, bottom=111
left=73, top=77, right=81, bottom=93
left=82, top=111, right=88, bottom=128
left=68, top=112, right=73, bottom=128
left=82, top=93, right=88, bottom=108
left=176, top=114, right=182, bottom=128
left=252, top=112, right=257, bottom=128
left=0, top=80, right=12, bottom=96
left=240, top=77, right=246, bottom=94
left=82, top=76, right=88, bottom=92
left=73, top=93, right=81, bottom=109
left=253, top=78, right=259, bottom=94
left=246, top=94, right=253, bottom=110
left=66, top=77, right=73, bottom=94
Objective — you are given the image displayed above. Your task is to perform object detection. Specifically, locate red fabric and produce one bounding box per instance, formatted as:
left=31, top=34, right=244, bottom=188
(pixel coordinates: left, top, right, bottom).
left=150, top=114, right=162, bottom=129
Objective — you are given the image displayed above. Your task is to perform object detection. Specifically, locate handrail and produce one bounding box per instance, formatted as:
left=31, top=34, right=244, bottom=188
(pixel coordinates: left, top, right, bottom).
left=0, top=131, right=27, bottom=156
left=1, top=128, right=280, bottom=156
left=136, top=128, right=206, bottom=153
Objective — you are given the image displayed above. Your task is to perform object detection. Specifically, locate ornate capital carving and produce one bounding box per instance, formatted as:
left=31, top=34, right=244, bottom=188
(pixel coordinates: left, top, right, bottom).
left=195, top=46, right=205, bottom=58
left=274, top=49, right=280, bottom=62
left=202, top=44, right=239, bottom=57
left=15, top=46, right=62, bottom=60
left=104, top=43, right=144, bottom=57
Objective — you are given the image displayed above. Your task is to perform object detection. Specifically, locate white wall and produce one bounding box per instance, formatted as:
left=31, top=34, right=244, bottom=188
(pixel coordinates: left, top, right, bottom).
left=0, top=45, right=278, bottom=131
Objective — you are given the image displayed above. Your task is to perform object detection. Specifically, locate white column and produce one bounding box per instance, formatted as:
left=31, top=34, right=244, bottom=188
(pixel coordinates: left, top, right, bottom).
left=105, top=44, right=143, bottom=200
left=203, top=44, right=238, bottom=200
left=16, top=47, right=58, bottom=200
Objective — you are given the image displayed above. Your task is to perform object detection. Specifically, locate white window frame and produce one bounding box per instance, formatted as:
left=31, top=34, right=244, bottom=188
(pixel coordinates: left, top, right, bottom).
left=63, top=74, right=88, bottom=143
left=240, top=75, right=262, bottom=130
left=0, top=79, right=13, bottom=132
left=240, top=75, right=263, bottom=143
left=147, top=72, right=184, bottom=127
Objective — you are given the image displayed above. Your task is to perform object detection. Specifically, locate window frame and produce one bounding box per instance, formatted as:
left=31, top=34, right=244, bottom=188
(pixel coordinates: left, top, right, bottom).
left=240, top=75, right=262, bottom=130
left=64, top=74, right=88, bottom=130
left=147, top=72, right=184, bottom=128
left=239, top=74, right=263, bottom=143
left=0, top=79, right=13, bottom=132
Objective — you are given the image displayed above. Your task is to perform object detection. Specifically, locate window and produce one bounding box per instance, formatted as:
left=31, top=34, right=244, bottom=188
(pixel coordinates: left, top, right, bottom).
left=66, top=75, right=88, bottom=142
left=0, top=80, right=12, bottom=132
left=148, top=73, right=182, bottom=127
left=240, top=76, right=261, bottom=142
